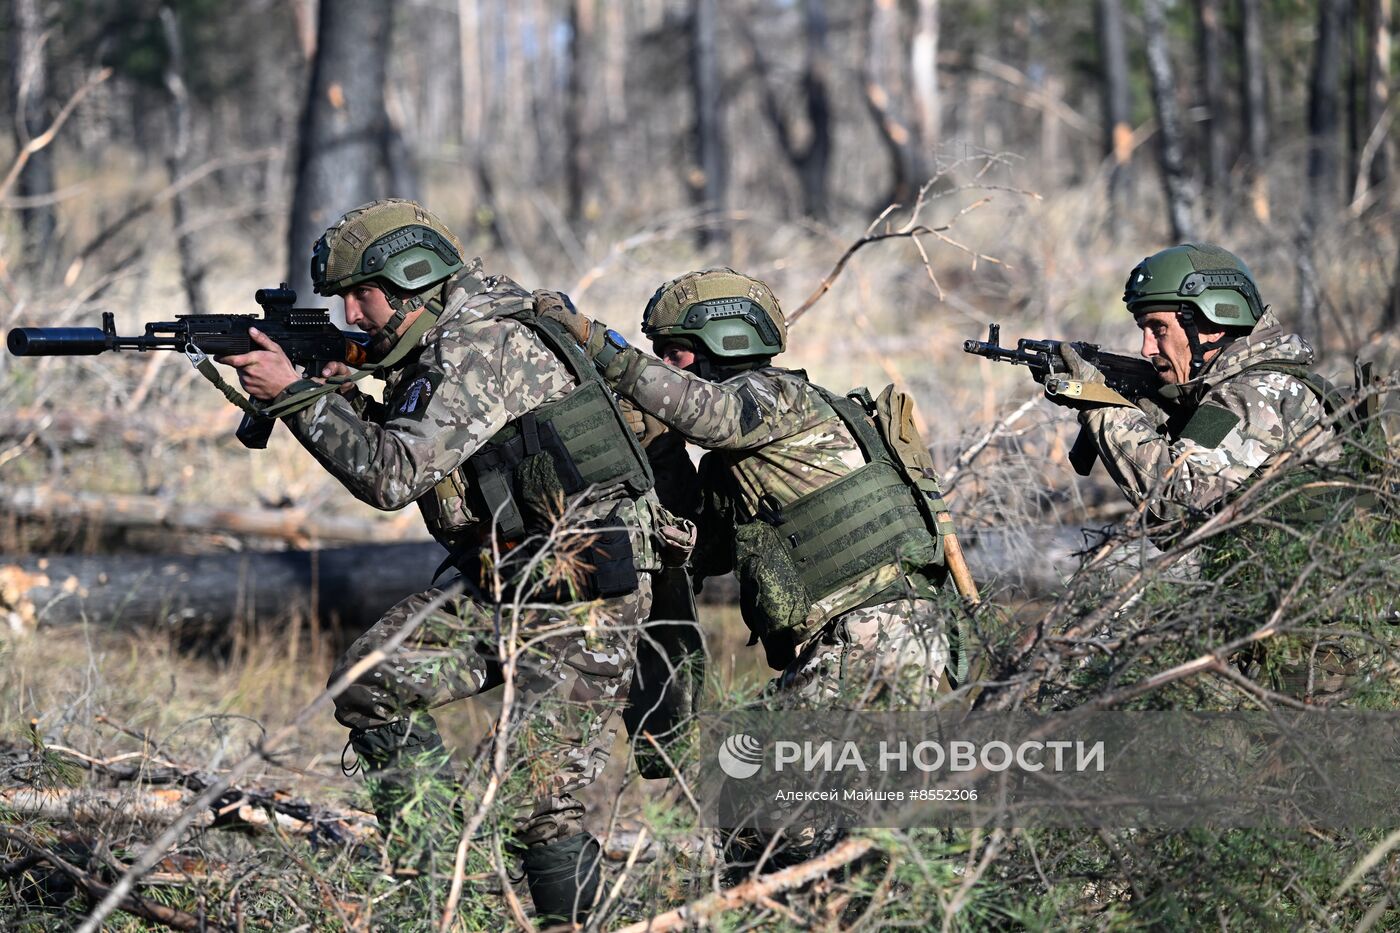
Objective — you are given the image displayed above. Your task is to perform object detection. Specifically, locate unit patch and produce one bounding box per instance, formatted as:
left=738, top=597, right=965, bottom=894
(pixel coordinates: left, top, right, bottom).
left=395, top=368, right=443, bottom=421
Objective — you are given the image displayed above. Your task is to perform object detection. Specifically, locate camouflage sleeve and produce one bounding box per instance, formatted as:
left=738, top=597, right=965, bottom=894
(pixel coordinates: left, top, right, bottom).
left=1082, top=371, right=1327, bottom=523
left=284, top=319, right=573, bottom=510
left=601, top=346, right=811, bottom=449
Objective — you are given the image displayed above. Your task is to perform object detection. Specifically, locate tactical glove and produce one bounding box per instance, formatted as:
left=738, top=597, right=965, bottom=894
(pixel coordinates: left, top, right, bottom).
left=619, top=397, right=668, bottom=448
left=533, top=290, right=596, bottom=344
left=1059, top=344, right=1106, bottom=385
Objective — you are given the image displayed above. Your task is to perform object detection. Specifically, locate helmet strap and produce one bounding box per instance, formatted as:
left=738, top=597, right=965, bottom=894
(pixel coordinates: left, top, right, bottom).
left=1178, top=305, right=1232, bottom=382
left=370, top=290, right=429, bottom=358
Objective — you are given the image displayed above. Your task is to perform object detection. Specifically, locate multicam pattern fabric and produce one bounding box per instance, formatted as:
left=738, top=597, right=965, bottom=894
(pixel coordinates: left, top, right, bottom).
left=766, top=597, right=950, bottom=708
left=283, top=262, right=654, bottom=845
left=1081, top=311, right=1338, bottom=524
left=607, top=354, right=867, bottom=509
left=332, top=576, right=650, bottom=846
left=603, top=345, right=949, bottom=690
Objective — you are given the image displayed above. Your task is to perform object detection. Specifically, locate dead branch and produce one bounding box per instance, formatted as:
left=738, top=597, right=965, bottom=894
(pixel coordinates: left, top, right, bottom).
left=73, top=581, right=469, bottom=933
left=0, top=68, right=112, bottom=204
left=611, top=837, right=877, bottom=933
left=788, top=162, right=1035, bottom=324
left=0, top=826, right=215, bottom=932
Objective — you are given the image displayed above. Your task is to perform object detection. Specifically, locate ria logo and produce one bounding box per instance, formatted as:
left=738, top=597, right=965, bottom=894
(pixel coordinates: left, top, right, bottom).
left=717, top=733, right=764, bottom=780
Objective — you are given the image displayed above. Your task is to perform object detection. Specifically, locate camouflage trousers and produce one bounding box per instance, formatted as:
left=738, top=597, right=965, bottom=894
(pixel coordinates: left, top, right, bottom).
left=332, top=574, right=651, bottom=847
left=725, top=597, right=950, bottom=876
left=765, top=596, right=951, bottom=709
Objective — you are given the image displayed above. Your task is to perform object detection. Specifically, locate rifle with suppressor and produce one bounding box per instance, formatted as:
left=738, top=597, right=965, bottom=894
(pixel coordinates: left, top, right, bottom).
left=962, top=323, right=1170, bottom=475
left=6, top=285, right=370, bottom=449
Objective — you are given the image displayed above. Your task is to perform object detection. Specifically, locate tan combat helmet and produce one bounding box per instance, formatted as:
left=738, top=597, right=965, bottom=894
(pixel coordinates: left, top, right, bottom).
left=311, top=198, right=465, bottom=299
left=310, top=199, right=466, bottom=353
left=642, top=268, right=787, bottom=361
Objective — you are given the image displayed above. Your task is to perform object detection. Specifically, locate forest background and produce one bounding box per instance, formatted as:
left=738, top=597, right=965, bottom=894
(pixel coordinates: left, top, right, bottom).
left=2, top=0, right=1399, bottom=930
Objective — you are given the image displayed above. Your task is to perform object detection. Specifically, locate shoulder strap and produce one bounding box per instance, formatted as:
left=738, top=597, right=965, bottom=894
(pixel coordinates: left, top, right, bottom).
left=504, top=291, right=655, bottom=487
left=806, top=383, right=887, bottom=466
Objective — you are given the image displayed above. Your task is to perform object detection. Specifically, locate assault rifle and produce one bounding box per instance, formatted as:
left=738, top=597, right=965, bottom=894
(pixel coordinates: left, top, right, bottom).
left=963, top=323, right=1169, bottom=475
left=6, top=285, right=370, bottom=449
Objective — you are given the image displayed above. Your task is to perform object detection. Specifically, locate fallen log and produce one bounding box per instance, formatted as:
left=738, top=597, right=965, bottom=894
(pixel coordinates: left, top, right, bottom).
left=0, top=484, right=426, bottom=546
left=0, top=525, right=1094, bottom=635
left=1, top=540, right=445, bottom=634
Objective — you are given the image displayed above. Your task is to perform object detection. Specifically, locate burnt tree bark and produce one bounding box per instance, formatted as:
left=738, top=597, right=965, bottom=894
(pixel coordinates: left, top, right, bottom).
left=566, top=0, right=601, bottom=223
left=0, top=543, right=444, bottom=636
left=1239, top=0, right=1271, bottom=221
left=1307, top=0, right=1346, bottom=219
left=1194, top=0, right=1227, bottom=204
left=10, top=0, right=57, bottom=263
left=1095, top=0, right=1133, bottom=225
left=1143, top=0, right=1197, bottom=242
left=286, top=0, right=396, bottom=315
left=744, top=0, right=832, bottom=221
left=690, top=0, right=729, bottom=246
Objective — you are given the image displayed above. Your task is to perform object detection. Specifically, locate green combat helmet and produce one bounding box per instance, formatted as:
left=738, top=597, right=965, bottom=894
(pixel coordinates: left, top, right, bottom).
left=311, top=199, right=465, bottom=353
left=1124, top=243, right=1266, bottom=380
left=1123, top=243, right=1265, bottom=328
left=642, top=268, right=786, bottom=363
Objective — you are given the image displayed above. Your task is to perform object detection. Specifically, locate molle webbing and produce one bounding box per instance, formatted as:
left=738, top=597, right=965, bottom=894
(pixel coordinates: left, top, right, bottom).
left=507, top=301, right=653, bottom=495
left=465, top=298, right=654, bottom=541
left=779, top=460, right=937, bottom=597
left=743, top=382, right=942, bottom=605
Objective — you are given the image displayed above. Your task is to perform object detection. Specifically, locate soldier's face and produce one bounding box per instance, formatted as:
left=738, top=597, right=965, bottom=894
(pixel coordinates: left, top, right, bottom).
left=1135, top=308, right=1194, bottom=384
left=654, top=341, right=696, bottom=371
left=342, top=283, right=396, bottom=335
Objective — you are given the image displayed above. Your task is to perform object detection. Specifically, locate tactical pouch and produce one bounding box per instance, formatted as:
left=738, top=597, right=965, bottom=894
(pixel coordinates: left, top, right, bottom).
left=579, top=507, right=641, bottom=599
left=488, top=505, right=640, bottom=602
left=734, top=520, right=814, bottom=667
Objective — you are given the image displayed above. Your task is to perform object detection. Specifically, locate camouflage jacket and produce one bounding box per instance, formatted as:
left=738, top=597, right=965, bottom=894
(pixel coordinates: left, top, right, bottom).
left=281, top=262, right=661, bottom=568
left=1081, top=310, right=1337, bottom=525
left=601, top=345, right=915, bottom=623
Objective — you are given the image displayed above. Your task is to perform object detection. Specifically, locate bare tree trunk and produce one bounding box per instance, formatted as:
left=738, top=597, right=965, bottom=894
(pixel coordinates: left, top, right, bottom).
left=457, top=0, right=483, bottom=147
left=160, top=6, right=207, bottom=316
left=690, top=0, right=728, bottom=246
left=1095, top=0, right=1133, bottom=226
left=1143, top=0, right=1197, bottom=242
left=1194, top=0, right=1227, bottom=204
left=566, top=0, right=600, bottom=222
left=863, top=0, right=924, bottom=206
left=1307, top=0, right=1346, bottom=221
left=744, top=0, right=832, bottom=220
left=11, top=0, right=57, bottom=264
left=1239, top=0, right=1271, bottom=221
left=1364, top=0, right=1391, bottom=191
left=286, top=0, right=395, bottom=313
left=911, top=0, right=940, bottom=158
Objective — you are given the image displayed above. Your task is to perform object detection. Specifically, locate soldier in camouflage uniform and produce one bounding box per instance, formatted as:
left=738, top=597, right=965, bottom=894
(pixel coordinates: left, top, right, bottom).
left=536, top=269, right=958, bottom=709
left=219, top=199, right=665, bottom=924
left=1058, top=243, right=1339, bottom=526
left=1053, top=244, right=1383, bottom=702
